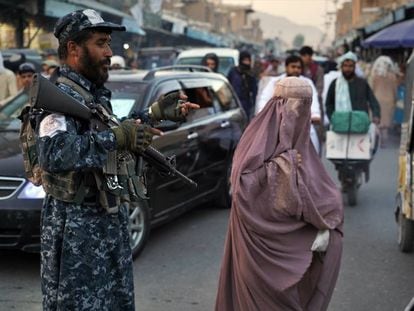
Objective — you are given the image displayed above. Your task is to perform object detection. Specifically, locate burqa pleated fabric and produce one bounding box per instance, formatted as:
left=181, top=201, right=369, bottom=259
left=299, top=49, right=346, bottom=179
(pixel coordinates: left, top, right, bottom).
left=215, top=77, right=344, bottom=311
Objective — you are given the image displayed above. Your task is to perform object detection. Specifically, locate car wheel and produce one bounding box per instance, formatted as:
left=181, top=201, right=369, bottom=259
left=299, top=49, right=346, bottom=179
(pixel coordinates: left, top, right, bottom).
left=398, top=211, right=414, bottom=253
left=216, top=161, right=232, bottom=209
left=129, top=199, right=150, bottom=258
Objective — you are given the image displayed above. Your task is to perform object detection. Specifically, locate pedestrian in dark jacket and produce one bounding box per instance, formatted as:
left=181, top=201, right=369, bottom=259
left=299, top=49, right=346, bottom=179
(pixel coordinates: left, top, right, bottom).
left=227, top=51, right=257, bottom=120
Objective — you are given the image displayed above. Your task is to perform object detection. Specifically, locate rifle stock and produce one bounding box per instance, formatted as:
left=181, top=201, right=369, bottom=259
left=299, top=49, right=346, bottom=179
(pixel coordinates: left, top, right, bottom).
left=30, top=73, right=198, bottom=188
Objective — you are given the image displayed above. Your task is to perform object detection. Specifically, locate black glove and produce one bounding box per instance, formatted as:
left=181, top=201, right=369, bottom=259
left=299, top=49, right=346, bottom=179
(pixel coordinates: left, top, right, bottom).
left=150, top=92, right=184, bottom=122
left=111, top=119, right=153, bottom=153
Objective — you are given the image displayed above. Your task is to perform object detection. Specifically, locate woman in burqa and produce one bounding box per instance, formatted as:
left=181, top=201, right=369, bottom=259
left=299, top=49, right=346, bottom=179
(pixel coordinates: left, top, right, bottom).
left=215, top=77, right=343, bottom=311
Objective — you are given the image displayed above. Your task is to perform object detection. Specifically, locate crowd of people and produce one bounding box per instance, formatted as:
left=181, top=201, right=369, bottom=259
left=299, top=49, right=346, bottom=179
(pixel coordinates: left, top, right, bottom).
left=0, top=51, right=60, bottom=102
left=1, top=43, right=403, bottom=150
left=220, top=46, right=404, bottom=150
left=0, top=49, right=129, bottom=105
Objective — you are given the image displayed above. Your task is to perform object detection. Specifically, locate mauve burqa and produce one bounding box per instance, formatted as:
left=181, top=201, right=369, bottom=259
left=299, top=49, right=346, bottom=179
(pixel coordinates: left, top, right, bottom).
left=215, top=77, right=344, bottom=311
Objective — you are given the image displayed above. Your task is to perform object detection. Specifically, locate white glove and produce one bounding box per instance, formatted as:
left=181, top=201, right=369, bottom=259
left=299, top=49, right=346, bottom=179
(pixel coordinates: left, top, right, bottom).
left=311, top=230, right=330, bottom=252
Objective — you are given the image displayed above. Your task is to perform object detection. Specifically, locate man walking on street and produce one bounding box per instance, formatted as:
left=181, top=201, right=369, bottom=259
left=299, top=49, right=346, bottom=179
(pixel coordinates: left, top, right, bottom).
left=17, top=62, right=36, bottom=91
left=300, top=46, right=326, bottom=149
left=227, top=51, right=257, bottom=121
left=0, top=51, right=17, bottom=101
left=32, top=9, right=197, bottom=310
left=255, top=55, right=322, bottom=154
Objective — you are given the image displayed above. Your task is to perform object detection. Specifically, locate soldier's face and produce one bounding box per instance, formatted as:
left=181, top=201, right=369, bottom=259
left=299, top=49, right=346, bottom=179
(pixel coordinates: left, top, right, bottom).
left=79, top=32, right=112, bottom=86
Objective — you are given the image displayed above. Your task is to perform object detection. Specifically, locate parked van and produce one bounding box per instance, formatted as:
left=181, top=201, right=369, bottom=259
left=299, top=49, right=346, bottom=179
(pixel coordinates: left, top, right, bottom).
left=175, top=48, right=239, bottom=76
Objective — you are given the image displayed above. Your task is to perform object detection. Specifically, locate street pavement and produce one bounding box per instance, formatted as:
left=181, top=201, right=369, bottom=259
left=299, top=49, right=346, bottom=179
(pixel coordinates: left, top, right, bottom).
left=0, top=135, right=413, bottom=311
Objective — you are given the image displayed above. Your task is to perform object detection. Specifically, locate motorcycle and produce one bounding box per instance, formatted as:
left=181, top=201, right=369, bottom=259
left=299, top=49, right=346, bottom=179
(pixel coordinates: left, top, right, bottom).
left=329, top=158, right=370, bottom=206
left=326, top=120, right=377, bottom=206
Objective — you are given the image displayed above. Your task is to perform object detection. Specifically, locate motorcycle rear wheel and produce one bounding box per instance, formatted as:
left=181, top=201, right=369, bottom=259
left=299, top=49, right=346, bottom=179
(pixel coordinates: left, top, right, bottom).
left=347, top=182, right=357, bottom=206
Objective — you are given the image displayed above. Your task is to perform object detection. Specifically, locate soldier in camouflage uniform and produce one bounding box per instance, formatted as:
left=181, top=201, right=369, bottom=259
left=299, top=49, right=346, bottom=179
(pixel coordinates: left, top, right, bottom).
left=36, top=9, right=198, bottom=310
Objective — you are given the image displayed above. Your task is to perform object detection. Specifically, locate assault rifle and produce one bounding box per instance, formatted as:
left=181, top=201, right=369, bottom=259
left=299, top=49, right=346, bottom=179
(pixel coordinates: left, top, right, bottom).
left=29, top=74, right=198, bottom=189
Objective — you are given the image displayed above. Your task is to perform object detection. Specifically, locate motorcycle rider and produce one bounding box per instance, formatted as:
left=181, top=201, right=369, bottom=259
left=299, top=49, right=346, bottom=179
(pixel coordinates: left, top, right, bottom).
left=325, top=51, right=380, bottom=126
left=325, top=51, right=381, bottom=194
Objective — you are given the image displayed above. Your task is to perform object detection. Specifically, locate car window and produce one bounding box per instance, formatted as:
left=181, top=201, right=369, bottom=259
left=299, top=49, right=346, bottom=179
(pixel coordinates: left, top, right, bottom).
left=138, top=53, right=176, bottom=69
left=183, top=86, right=217, bottom=122
left=0, top=91, right=29, bottom=121
left=209, top=79, right=238, bottom=111
left=151, top=80, right=182, bottom=104
left=176, top=57, right=235, bottom=76
left=106, top=82, right=148, bottom=119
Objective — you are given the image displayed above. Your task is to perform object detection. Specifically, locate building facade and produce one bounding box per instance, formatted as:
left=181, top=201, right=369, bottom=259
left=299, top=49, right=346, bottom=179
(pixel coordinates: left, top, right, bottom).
left=335, top=0, right=414, bottom=49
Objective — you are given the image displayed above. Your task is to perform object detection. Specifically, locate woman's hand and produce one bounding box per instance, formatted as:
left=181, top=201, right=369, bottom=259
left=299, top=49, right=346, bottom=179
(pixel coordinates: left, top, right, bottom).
left=294, top=150, right=302, bottom=167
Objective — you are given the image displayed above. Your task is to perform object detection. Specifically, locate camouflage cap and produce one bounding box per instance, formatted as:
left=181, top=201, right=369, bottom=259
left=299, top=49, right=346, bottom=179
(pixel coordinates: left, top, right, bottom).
left=18, top=62, right=36, bottom=74
left=54, top=9, right=126, bottom=42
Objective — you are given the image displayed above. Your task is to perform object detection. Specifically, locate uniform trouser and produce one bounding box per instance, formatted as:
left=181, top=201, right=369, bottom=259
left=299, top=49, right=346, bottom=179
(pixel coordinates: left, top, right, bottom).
left=40, top=196, right=135, bottom=311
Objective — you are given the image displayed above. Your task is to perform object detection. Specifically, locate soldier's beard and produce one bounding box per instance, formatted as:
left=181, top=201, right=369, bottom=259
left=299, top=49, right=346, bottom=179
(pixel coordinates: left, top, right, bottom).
left=79, top=46, right=111, bottom=87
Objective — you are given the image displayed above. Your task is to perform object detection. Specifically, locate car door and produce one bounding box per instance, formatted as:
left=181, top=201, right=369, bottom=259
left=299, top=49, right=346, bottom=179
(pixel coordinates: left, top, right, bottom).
left=177, top=77, right=245, bottom=196
left=144, top=79, right=201, bottom=221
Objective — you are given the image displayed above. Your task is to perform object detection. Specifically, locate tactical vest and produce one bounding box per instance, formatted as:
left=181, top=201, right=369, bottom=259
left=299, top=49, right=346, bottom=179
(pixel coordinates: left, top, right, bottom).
left=20, top=105, right=42, bottom=186
left=20, top=76, right=147, bottom=213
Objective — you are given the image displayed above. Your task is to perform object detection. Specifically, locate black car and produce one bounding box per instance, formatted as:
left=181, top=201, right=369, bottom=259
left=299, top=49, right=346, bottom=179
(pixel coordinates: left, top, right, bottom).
left=0, top=67, right=247, bottom=257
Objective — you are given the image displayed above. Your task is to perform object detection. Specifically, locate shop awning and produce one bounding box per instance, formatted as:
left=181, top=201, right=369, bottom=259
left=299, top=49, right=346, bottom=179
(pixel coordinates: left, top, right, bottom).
left=186, top=27, right=224, bottom=46
left=363, top=19, right=414, bottom=48
left=44, top=0, right=145, bottom=35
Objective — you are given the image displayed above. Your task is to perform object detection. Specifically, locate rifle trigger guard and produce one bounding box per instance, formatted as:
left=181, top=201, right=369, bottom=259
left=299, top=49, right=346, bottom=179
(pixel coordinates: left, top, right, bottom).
left=106, top=175, right=123, bottom=191
left=166, top=155, right=176, bottom=167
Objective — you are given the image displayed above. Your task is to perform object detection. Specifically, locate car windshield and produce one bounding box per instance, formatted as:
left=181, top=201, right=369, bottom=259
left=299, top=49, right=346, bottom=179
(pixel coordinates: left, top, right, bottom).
left=138, top=53, right=177, bottom=69
left=106, top=82, right=148, bottom=118
left=176, top=57, right=235, bottom=75
left=0, top=91, right=29, bottom=120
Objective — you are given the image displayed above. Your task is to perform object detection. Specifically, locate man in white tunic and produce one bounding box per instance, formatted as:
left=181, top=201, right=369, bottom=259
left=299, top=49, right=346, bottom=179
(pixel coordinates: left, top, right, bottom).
left=255, top=55, right=322, bottom=154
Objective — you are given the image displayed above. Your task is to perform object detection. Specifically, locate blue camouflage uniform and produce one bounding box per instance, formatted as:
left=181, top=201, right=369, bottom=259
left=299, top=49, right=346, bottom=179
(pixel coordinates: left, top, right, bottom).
left=37, top=65, right=135, bottom=310
left=33, top=9, right=137, bottom=310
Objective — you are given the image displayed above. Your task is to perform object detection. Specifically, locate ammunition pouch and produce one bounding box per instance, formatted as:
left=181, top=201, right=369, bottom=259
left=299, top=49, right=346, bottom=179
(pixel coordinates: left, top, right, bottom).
left=20, top=106, right=42, bottom=186
left=41, top=170, right=84, bottom=203
left=117, top=151, right=148, bottom=203
left=88, top=151, right=147, bottom=214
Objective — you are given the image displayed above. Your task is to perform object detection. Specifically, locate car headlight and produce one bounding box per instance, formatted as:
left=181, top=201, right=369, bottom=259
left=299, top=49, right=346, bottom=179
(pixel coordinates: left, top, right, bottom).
left=18, top=182, right=46, bottom=199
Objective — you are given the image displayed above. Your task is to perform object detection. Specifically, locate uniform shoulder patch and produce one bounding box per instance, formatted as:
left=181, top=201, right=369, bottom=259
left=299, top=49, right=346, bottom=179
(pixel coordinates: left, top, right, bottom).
left=39, top=114, right=67, bottom=138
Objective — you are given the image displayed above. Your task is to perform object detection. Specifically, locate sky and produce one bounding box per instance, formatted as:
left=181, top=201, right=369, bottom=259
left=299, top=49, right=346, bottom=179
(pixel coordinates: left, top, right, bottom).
left=222, top=0, right=349, bottom=32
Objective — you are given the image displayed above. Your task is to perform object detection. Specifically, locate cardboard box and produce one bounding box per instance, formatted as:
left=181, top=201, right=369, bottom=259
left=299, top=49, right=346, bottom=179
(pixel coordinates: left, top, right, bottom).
left=326, top=131, right=371, bottom=160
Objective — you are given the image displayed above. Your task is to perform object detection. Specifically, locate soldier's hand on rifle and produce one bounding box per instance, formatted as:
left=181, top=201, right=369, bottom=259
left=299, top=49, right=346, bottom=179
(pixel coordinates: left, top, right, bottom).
left=150, top=91, right=199, bottom=122
left=112, top=119, right=162, bottom=153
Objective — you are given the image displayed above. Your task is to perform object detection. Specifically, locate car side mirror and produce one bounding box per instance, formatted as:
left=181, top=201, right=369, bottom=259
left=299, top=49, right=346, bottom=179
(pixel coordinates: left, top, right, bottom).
left=155, top=120, right=180, bottom=131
